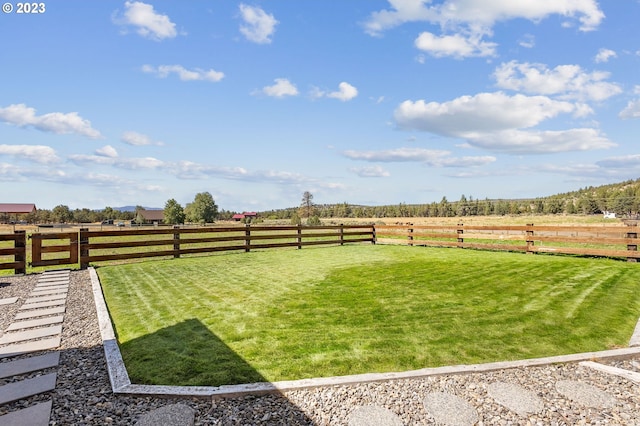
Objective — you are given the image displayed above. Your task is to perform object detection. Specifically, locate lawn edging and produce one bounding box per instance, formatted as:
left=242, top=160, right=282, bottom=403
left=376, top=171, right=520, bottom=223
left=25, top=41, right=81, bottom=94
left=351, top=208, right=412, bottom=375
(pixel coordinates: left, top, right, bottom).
left=89, top=267, right=640, bottom=399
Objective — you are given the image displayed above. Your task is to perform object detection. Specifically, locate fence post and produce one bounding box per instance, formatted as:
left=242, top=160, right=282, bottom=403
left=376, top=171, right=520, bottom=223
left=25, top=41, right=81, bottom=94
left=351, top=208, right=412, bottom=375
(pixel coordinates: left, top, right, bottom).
left=173, top=226, right=180, bottom=258
left=526, top=223, right=535, bottom=255
left=14, top=230, right=26, bottom=275
left=372, top=224, right=376, bottom=245
left=457, top=223, right=464, bottom=248
left=407, top=223, right=414, bottom=246
left=297, top=224, right=302, bottom=249
left=626, top=222, right=638, bottom=263
left=79, top=228, right=89, bottom=269
left=340, top=224, right=344, bottom=246
left=245, top=224, right=251, bottom=253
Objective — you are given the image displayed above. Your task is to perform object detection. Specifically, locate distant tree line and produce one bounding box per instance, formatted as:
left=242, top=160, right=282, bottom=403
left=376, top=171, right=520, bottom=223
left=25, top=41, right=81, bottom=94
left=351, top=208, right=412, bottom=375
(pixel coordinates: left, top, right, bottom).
left=260, top=179, right=640, bottom=220
left=9, top=179, right=640, bottom=225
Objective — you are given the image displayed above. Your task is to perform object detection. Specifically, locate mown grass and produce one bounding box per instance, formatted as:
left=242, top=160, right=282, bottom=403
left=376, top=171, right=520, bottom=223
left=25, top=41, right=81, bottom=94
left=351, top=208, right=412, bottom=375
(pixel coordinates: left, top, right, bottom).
left=97, top=244, right=640, bottom=387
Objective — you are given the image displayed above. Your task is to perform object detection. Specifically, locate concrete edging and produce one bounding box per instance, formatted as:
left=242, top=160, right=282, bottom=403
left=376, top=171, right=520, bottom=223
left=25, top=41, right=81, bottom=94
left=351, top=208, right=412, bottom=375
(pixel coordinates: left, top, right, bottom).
left=88, top=267, right=640, bottom=399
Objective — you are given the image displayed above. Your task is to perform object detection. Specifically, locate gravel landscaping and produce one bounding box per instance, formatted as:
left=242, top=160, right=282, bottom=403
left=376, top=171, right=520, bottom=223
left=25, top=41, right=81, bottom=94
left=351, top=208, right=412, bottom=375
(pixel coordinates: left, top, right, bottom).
left=2, top=270, right=640, bottom=425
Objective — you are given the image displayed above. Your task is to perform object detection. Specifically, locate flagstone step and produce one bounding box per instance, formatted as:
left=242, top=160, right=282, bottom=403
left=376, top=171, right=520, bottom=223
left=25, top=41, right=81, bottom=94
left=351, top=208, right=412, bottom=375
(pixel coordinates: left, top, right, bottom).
left=0, top=337, right=61, bottom=359
left=0, top=372, right=57, bottom=405
left=14, top=306, right=65, bottom=320
left=19, top=299, right=66, bottom=310
left=0, top=297, right=18, bottom=306
left=0, top=325, right=63, bottom=345
left=0, top=352, right=60, bottom=379
left=0, top=400, right=52, bottom=426
left=6, top=316, right=64, bottom=332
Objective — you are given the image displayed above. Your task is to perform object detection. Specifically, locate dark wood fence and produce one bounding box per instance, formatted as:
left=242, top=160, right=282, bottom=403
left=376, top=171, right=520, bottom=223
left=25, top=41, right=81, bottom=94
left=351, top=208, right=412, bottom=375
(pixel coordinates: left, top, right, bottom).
left=78, top=224, right=375, bottom=268
left=0, top=231, right=26, bottom=274
left=1, top=223, right=639, bottom=274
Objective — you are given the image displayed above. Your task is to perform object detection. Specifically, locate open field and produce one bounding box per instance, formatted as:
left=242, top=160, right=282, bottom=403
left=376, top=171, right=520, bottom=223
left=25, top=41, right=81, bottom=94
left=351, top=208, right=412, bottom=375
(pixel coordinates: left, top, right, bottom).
left=97, top=244, right=640, bottom=387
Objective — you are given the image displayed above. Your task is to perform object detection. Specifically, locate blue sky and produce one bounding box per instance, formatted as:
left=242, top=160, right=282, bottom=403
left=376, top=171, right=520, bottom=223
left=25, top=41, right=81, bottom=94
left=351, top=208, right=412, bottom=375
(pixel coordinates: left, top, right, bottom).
left=1, top=1, right=639, bottom=212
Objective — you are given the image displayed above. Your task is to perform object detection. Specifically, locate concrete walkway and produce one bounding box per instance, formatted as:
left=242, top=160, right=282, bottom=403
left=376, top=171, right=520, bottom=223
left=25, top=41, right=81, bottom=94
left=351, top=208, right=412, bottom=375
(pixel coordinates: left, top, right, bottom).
left=0, top=269, right=69, bottom=426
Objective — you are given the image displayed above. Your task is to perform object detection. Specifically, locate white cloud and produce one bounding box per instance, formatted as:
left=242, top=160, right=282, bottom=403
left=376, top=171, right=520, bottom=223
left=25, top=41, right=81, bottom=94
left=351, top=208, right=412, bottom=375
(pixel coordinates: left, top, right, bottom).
left=343, top=147, right=496, bottom=167
left=350, top=166, right=391, bottom=177
left=328, top=82, right=359, bottom=101
left=493, top=61, right=622, bottom=101
left=0, top=144, right=60, bottom=164
left=257, top=78, right=299, bottom=98
left=596, top=154, right=640, bottom=168
left=239, top=4, right=278, bottom=44
left=363, top=0, right=604, bottom=35
left=121, top=131, right=164, bottom=146
left=395, top=92, right=576, bottom=135
left=518, top=34, right=535, bottom=48
left=468, top=128, right=615, bottom=154
left=68, top=153, right=164, bottom=170
left=619, top=99, right=640, bottom=119
left=594, top=48, right=616, bottom=63
left=0, top=103, right=102, bottom=139
left=312, top=82, right=359, bottom=101
left=114, top=1, right=177, bottom=41
left=415, top=31, right=497, bottom=58
left=394, top=92, right=615, bottom=154
left=141, top=64, right=224, bottom=82
left=96, top=145, right=118, bottom=158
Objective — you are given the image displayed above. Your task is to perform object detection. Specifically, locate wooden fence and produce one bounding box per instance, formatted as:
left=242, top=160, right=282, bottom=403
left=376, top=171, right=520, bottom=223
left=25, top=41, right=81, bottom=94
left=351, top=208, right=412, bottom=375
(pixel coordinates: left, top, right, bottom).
left=375, top=223, right=640, bottom=261
left=0, top=231, right=26, bottom=274
left=1, top=223, right=639, bottom=274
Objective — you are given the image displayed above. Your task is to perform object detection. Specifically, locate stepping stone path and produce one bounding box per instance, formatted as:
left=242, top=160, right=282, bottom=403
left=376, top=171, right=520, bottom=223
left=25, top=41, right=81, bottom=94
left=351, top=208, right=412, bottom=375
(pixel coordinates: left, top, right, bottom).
left=0, top=269, right=69, bottom=426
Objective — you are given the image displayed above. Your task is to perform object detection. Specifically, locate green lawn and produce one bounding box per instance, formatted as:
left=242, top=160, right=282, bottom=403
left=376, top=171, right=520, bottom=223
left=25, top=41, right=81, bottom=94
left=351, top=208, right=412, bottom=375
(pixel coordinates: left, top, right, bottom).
left=97, top=244, right=640, bottom=386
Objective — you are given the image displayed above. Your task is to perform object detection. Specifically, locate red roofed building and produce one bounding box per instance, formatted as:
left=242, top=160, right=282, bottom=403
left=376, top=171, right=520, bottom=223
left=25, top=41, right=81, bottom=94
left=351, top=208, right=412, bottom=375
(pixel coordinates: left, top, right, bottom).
left=231, top=212, right=258, bottom=222
left=0, top=203, right=37, bottom=223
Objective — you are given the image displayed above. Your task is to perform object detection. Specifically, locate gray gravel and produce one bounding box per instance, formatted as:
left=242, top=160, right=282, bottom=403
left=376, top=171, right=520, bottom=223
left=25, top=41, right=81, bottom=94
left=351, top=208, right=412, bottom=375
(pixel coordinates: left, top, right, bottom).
left=2, top=270, right=640, bottom=425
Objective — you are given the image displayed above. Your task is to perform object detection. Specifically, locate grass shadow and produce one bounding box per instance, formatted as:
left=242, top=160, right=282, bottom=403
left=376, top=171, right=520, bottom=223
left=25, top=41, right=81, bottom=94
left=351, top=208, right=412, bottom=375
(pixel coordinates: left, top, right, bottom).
left=119, top=318, right=266, bottom=387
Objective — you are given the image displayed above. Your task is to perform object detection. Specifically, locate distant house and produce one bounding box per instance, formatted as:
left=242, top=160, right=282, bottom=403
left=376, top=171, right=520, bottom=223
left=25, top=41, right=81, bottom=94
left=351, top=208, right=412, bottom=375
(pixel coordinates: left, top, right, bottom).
left=231, top=212, right=258, bottom=222
left=603, top=211, right=617, bottom=219
left=138, top=209, right=165, bottom=224
left=0, top=203, right=37, bottom=223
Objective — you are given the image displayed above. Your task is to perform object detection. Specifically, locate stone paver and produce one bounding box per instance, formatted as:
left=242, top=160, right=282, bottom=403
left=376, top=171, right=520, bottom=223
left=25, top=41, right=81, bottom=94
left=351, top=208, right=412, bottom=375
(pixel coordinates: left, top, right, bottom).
left=0, top=297, right=18, bottom=306
left=0, top=352, right=60, bottom=379
left=0, top=336, right=61, bottom=358
left=6, top=315, right=64, bottom=331
left=348, top=405, right=403, bottom=426
left=24, top=294, right=67, bottom=303
left=34, top=281, right=69, bottom=288
left=135, top=403, right=196, bottom=426
left=0, top=372, right=57, bottom=405
left=0, top=400, right=52, bottom=426
left=423, top=392, right=478, bottom=426
left=555, top=380, right=617, bottom=408
left=0, top=325, right=63, bottom=345
left=487, top=381, right=543, bottom=416
left=18, top=299, right=66, bottom=310
left=14, top=306, right=65, bottom=320
left=29, top=288, right=67, bottom=296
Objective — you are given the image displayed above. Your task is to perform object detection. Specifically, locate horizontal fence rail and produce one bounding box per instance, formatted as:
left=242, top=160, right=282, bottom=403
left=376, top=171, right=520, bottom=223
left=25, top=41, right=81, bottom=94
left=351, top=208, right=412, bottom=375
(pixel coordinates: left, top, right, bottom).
left=0, top=231, right=26, bottom=274
left=374, top=223, right=640, bottom=261
left=0, top=223, right=639, bottom=274
left=79, top=224, right=375, bottom=268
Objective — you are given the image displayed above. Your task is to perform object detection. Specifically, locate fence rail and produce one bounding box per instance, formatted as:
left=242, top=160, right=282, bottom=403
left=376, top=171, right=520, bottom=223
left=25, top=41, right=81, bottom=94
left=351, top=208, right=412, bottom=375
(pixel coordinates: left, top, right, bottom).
left=374, top=223, right=640, bottom=261
left=0, top=223, right=638, bottom=274
left=0, top=231, right=26, bottom=274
